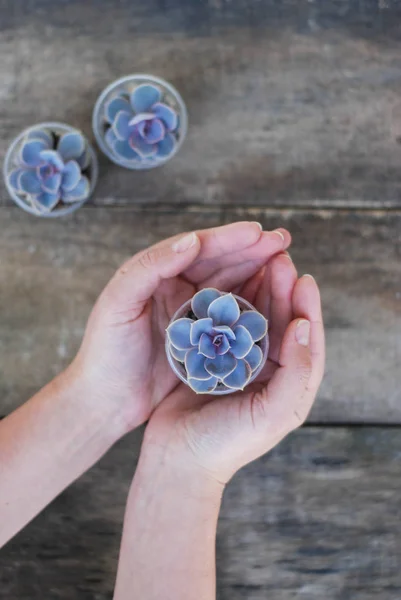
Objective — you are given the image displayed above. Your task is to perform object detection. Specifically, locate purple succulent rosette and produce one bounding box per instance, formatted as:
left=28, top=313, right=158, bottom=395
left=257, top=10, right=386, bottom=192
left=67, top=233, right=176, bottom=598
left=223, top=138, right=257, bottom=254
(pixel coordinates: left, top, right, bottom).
left=166, top=289, right=268, bottom=394
left=7, top=128, right=91, bottom=213
left=103, top=83, right=180, bottom=164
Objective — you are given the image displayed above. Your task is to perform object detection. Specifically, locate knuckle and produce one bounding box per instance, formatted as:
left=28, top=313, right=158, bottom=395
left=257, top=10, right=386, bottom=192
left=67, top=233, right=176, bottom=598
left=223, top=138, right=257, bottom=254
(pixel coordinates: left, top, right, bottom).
left=250, top=390, right=268, bottom=426
left=296, top=360, right=312, bottom=385
left=138, top=248, right=158, bottom=270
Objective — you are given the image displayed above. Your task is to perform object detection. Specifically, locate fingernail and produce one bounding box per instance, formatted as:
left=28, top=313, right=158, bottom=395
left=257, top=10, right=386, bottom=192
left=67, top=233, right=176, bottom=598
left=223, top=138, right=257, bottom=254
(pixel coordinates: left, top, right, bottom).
left=172, top=232, right=197, bottom=253
left=272, top=230, right=285, bottom=241
left=296, top=319, right=310, bottom=347
left=253, top=221, right=263, bottom=231
left=303, top=274, right=315, bottom=281
left=282, top=251, right=292, bottom=261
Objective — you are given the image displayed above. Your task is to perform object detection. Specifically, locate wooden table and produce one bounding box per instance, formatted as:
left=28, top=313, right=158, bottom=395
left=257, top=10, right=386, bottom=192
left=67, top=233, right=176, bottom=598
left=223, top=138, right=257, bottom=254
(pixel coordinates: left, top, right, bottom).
left=1, top=1, right=401, bottom=597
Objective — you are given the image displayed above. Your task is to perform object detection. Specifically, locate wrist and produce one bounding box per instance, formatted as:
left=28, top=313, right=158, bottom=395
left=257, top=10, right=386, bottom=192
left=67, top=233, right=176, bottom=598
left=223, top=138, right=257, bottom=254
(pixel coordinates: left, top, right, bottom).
left=115, top=423, right=223, bottom=600
left=136, top=433, right=225, bottom=506
left=57, top=360, right=129, bottom=446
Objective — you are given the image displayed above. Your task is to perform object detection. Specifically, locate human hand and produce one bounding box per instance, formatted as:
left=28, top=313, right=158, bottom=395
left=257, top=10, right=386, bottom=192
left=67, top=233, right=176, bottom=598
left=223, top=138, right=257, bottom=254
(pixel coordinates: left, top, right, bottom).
left=142, top=254, right=325, bottom=485
left=70, top=222, right=290, bottom=432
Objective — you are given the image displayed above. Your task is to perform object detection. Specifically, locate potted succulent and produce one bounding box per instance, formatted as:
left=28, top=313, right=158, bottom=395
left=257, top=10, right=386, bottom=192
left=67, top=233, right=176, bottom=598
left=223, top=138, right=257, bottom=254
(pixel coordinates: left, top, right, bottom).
left=166, top=289, right=268, bottom=395
left=3, top=122, right=98, bottom=217
left=92, top=74, right=187, bottom=169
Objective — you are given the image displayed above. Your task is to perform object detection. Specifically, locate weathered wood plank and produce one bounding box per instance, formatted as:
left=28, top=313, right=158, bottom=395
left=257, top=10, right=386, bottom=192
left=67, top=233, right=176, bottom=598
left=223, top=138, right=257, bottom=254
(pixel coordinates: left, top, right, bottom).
left=1, top=427, right=400, bottom=599
left=2, top=1, right=401, bottom=208
left=0, top=206, right=400, bottom=423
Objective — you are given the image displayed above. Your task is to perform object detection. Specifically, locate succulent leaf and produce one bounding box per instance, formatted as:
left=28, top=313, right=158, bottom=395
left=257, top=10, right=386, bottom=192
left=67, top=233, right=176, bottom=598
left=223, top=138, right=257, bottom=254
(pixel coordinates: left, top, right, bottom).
left=138, top=118, right=165, bottom=144
left=57, top=132, right=85, bottom=162
left=156, top=132, right=176, bottom=158
left=105, top=96, right=132, bottom=123
left=62, top=176, right=90, bottom=203
left=152, top=103, right=178, bottom=132
left=214, top=334, right=231, bottom=356
left=61, top=160, right=81, bottom=191
left=223, top=359, right=252, bottom=390
left=8, top=168, right=24, bottom=191
left=185, top=348, right=211, bottom=380
left=166, top=317, right=194, bottom=350
left=105, top=127, right=118, bottom=150
left=19, top=170, right=42, bottom=195
left=129, top=131, right=157, bottom=157
left=27, top=128, right=53, bottom=146
left=130, top=84, right=161, bottom=113
left=169, top=344, right=187, bottom=362
left=129, top=112, right=155, bottom=127
left=188, top=376, right=218, bottom=394
left=213, top=325, right=236, bottom=340
left=205, top=352, right=237, bottom=378
left=35, top=191, right=60, bottom=211
left=244, top=344, right=263, bottom=372
left=207, top=293, right=240, bottom=327
left=39, top=150, right=65, bottom=171
left=236, top=311, right=268, bottom=342
left=114, top=139, right=141, bottom=161
left=113, top=110, right=132, bottom=140
left=198, top=333, right=216, bottom=359
left=21, top=138, right=48, bottom=167
left=41, top=172, right=62, bottom=194
left=76, top=148, right=91, bottom=170
left=230, top=325, right=254, bottom=359
left=191, top=288, right=221, bottom=319
left=190, top=317, right=214, bottom=346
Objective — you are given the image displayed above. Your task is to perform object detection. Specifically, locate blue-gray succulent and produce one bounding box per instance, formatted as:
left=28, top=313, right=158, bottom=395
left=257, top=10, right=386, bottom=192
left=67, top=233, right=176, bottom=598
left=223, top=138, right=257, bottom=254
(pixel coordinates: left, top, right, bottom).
left=103, top=83, right=179, bottom=163
left=167, top=289, right=268, bottom=394
left=8, top=128, right=91, bottom=213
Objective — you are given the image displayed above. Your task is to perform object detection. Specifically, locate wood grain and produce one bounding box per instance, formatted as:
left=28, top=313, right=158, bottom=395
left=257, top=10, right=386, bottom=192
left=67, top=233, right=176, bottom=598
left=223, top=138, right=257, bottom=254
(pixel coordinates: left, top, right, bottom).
left=0, top=205, right=400, bottom=422
left=1, top=426, right=400, bottom=599
left=2, top=1, right=401, bottom=208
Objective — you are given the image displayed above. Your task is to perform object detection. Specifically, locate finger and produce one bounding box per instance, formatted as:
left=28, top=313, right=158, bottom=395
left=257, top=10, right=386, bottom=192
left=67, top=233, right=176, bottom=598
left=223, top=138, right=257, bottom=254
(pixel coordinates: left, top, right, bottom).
left=205, top=259, right=265, bottom=292
left=103, top=232, right=201, bottom=319
left=254, top=318, right=313, bottom=440
left=256, top=253, right=298, bottom=363
left=186, top=227, right=290, bottom=284
left=195, top=221, right=263, bottom=261
left=292, top=274, right=325, bottom=395
left=234, top=267, right=266, bottom=305
left=198, top=230, right=288, bottom=289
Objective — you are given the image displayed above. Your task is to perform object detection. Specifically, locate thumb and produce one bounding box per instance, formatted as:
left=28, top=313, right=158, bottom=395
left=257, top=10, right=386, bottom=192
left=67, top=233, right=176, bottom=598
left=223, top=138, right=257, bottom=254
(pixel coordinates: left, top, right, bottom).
left=257, top=318, right=313, bottom=438
left=104, top=231, right=200, bottom=317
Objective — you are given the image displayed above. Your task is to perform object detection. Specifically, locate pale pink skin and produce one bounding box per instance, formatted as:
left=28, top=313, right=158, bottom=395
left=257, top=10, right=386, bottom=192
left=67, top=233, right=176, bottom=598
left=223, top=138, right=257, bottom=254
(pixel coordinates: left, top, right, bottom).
left=0, top=222, right=325, bottom=600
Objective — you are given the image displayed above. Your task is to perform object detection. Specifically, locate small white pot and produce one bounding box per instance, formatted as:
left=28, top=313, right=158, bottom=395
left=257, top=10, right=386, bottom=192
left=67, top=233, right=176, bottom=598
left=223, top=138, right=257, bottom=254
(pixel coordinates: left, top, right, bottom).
left=165, top=294, right=269, bottom=396
left=92, top=74, right=188, bottom=170
left=3, top=122, right=98, bottom=218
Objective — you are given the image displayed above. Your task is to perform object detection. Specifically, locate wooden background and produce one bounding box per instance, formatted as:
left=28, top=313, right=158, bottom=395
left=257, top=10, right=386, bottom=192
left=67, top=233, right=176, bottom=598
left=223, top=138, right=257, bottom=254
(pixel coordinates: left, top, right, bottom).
left=1, top=0, right=401, bottom=597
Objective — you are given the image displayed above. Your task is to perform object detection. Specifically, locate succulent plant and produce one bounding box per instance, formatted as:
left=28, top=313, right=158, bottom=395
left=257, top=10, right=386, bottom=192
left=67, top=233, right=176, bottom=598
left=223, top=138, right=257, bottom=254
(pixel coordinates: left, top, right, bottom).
left=103, top=83, right=179, bottom=163
left=7, top=128, right=91, bottom=213
left=166, top=289, right=268, bottom=394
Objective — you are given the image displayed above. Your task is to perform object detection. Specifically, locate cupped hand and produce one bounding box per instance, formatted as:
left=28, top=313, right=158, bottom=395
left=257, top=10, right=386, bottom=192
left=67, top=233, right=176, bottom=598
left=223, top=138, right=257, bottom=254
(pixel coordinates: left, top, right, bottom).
left=71, top=222, right=290, bottom=430
left=143, top=252, right=325, bottom=485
